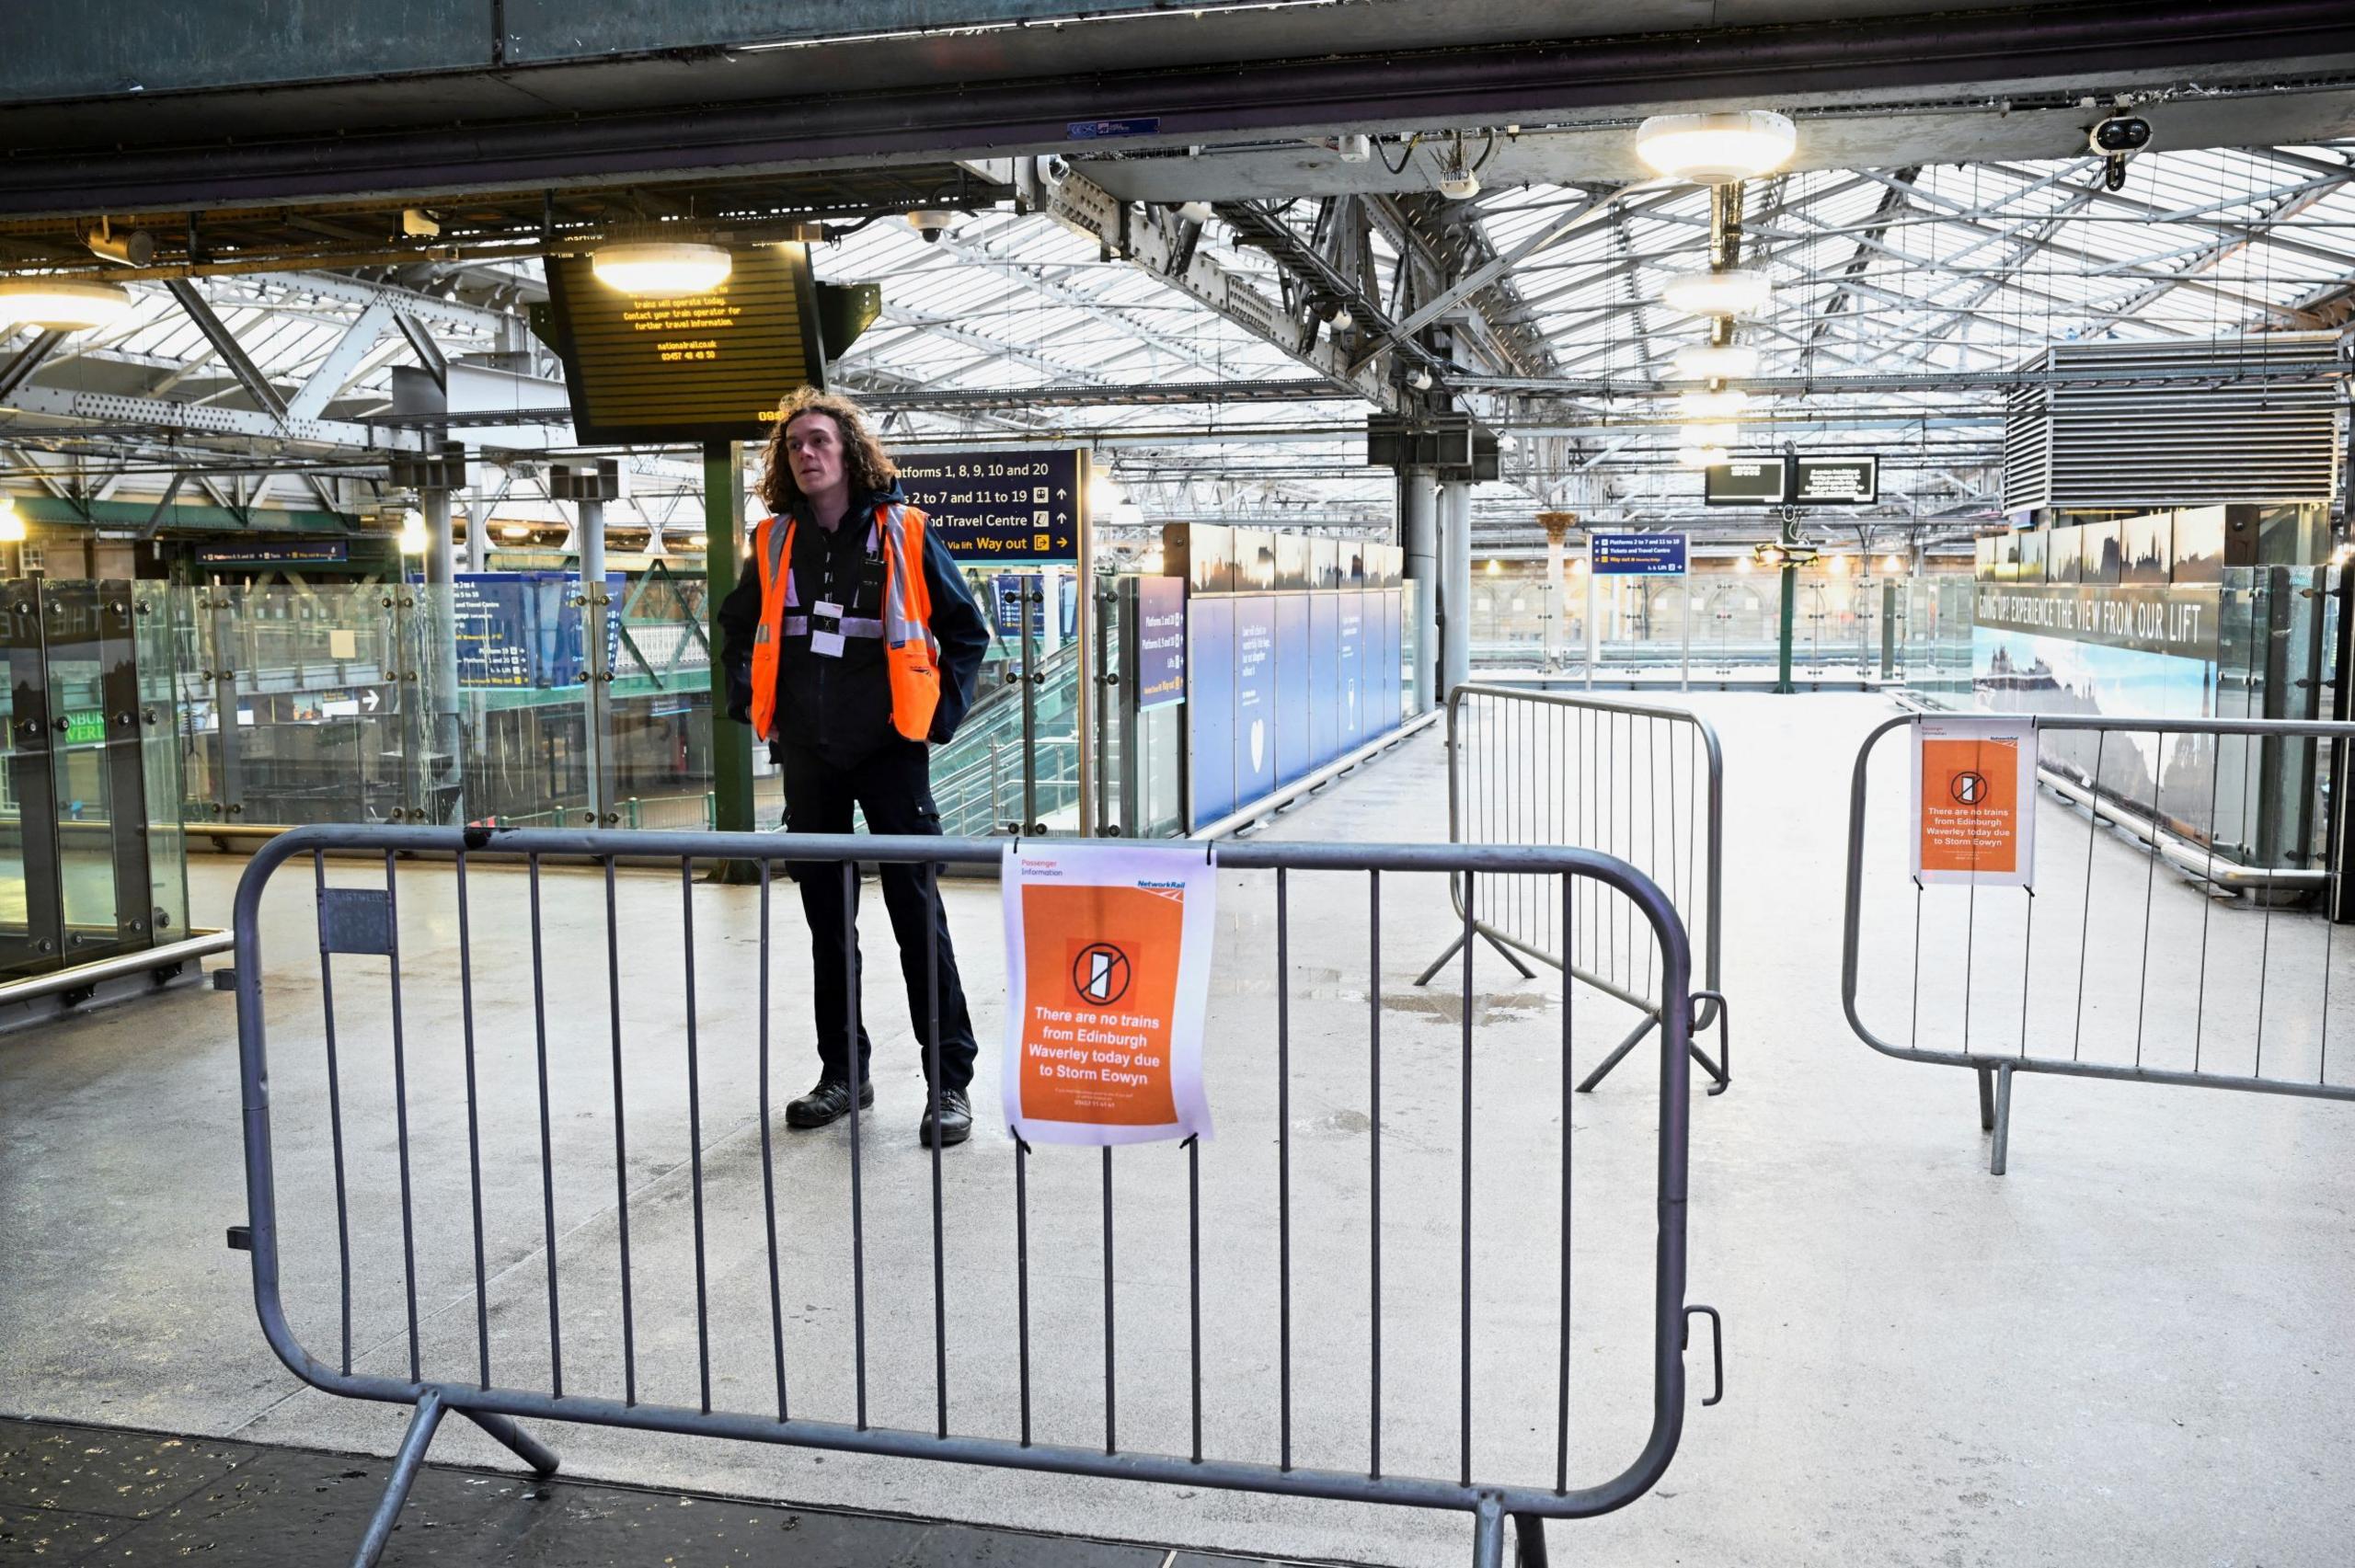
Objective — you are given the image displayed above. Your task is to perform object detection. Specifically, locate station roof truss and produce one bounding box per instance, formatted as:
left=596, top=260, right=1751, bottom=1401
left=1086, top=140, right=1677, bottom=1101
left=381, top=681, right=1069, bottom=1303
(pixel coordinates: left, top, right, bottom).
left=2, top=132, right=2352, bottom=556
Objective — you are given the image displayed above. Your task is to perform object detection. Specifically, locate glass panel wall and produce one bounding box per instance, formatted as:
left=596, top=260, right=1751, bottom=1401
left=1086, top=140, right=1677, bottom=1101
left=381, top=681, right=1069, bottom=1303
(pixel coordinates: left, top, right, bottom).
left=1466, top=565, right=1962, bottom=680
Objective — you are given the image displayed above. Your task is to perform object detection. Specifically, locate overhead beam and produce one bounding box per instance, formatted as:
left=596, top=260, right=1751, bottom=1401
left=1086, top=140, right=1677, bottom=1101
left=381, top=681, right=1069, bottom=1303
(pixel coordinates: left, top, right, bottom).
left=163, top=280, right=289, bottom=422
left=8, top=3, right=2355, bottom=213
left=284, top=298, right=399, bottom=421
left=1019, top=160, right=1401, bottom=412
left=0, top=329, right=65, bottom=400
left=393, top=313, right=448, bottom=391
left=0, top=383, right=419, bottom=456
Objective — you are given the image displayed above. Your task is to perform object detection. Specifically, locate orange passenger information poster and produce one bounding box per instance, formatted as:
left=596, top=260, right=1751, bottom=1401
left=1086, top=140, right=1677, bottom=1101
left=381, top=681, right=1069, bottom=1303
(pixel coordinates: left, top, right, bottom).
left=1000, top=844, right=1216, bottom=1146
left=1911, top=715, right=2038, bottom=887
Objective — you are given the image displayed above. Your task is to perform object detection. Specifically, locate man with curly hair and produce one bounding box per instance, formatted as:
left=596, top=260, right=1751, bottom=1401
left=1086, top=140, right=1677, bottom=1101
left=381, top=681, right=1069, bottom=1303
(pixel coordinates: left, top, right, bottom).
left=719, top=389, right=992, bottom=1147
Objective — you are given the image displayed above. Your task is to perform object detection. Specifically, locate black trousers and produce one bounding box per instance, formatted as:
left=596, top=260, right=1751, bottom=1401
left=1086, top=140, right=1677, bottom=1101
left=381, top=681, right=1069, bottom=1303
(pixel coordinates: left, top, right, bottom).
left=780, top=739, right=980, bottom=1093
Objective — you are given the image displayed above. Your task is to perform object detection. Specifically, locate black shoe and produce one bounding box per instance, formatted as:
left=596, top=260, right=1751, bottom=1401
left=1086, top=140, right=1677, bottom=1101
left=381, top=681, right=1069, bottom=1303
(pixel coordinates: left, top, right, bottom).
left=920, top=1088, right=972, bottom=1148
left=786, top=1078, right=874, bottom=1128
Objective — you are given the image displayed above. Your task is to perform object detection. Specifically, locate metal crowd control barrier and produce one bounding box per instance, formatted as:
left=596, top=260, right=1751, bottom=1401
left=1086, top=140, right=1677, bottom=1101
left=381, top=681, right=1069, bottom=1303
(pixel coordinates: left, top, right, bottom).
left=231, top=824, right=1723, bottom=1568
left=1843, top=714, right=2355, bottom=1174
left=1419, top=683, right=1729, bottom=1095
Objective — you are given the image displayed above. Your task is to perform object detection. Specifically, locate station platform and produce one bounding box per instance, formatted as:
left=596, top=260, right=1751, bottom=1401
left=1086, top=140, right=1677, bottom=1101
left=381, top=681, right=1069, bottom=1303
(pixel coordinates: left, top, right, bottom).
left=0, top=1415, right=1279, bottom=1565
left=5, top=692, right=2353, bottom=1567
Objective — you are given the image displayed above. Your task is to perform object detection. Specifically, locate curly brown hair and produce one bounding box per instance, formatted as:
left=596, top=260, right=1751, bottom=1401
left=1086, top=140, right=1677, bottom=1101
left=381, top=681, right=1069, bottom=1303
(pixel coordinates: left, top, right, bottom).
left=753, top=388, right=900, bottom=516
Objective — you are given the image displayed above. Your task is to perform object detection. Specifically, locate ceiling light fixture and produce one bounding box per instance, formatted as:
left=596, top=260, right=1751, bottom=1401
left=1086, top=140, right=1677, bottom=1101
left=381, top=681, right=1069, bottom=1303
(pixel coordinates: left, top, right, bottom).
left=0, top=498, right=23, bottom=544
left=500, top=522, right=532, bottom=541
left=1678, top=388, right=1751, bottom=421
left=1636, top=110, right=1798, bottom=185
left=397, top=509, right=430, bottom=555
left=85, top=220, right=155, bottom=267
left=1330, top=307, right=1354, bottom=332
left=0, top=278, right=134, bottom=331
left=591, top=241, right=731, bottom=297
left=1662, top=269, right=1771, bottom=317
left=1679, top=444, right=1732, bottom=469
left=1882, top=553, right=1904, bottom=573
left=1673, top=342, right=1759, bottom=381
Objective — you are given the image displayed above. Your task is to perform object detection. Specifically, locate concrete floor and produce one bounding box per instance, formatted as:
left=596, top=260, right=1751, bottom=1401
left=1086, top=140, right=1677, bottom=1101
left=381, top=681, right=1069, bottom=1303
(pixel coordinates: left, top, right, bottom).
left=4, top=692, right=2353, bottom=1566
left=0, top=1414, right=1291, bottom=1566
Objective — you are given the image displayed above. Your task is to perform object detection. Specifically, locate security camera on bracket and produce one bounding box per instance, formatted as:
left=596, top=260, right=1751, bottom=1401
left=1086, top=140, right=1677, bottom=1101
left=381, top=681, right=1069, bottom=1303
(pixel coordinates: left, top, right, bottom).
left=2088, top=111, right=2152, bottom=192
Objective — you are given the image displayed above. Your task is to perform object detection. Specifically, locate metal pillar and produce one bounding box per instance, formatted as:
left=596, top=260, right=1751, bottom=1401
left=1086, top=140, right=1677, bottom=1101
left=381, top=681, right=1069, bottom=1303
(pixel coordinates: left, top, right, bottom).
left=204, top=587, right=245, bottom=822
left=1400, top=468, right=1440, bottom=711
left=419, top=486, right=465, bottom=821
left=1583, top=543, right=1600, bottom=689
left=704, top=441, right=755, bottom=841
left=577, top=495, right=615, bottom=827
left=1880, top=577, right=1898, bottom=679
left=1774, top=512, right=1799, bottom=695
left=1538, top=510, right=1572, bottom=674
left=1440, top=477, right=1472, bottom=699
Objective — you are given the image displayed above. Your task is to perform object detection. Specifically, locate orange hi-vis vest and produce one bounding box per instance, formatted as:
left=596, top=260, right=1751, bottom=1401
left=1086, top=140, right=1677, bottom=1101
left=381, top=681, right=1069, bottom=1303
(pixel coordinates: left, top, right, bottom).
left=748, top=501, right=942, bottom=745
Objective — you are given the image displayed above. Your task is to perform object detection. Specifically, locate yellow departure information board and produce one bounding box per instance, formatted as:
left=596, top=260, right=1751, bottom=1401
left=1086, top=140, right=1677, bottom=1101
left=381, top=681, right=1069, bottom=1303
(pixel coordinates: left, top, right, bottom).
left=543, top=244, right=826, bottom=443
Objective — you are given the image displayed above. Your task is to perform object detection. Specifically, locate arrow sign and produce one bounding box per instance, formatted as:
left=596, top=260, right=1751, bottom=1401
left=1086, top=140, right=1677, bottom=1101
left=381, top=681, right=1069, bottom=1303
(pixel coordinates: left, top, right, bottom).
left=362, top=689, right=382, bottom=712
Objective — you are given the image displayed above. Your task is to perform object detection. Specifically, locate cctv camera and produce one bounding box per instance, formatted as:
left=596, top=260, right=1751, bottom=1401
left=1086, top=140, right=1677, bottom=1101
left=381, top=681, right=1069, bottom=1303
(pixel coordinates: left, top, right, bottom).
left=906, top=211, right=954, bottom=243
left=2089, top=115, right=2152, bottom=155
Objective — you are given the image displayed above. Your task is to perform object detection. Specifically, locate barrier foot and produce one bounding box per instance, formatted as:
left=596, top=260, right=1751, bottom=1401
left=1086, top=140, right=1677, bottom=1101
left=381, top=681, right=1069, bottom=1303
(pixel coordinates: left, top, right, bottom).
left=1483, top=931, right=1538, bottom=981
left=1577, top=1014, right=1657, bottom=1093
left=1511, top=1512, right=1551, bottom=1567
left=351, top=1390, right=445, bottom=1568
left=1692, top=990, right=1732, bottom=1097
left=1976, top=1065, right=1996, bottom=1132
left=1413, top=931, right=1467, bottom=989
left=1471, top=1494, right=1507, bottom=1568
left=462, top=1407, right=561, bottom=1476
left=1989, top=1065, right=2014, bottom=1177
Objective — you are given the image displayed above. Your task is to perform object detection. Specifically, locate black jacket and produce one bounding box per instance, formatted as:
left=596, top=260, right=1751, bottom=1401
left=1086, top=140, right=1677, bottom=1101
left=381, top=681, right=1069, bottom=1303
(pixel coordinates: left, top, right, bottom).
left=718, top=485, right=990, bottom=768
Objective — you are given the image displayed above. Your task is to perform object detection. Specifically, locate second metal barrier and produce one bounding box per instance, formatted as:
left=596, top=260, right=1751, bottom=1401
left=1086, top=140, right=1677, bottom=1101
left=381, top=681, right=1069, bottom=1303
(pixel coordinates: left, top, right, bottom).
left=1418, top=683, right=1729, bottom=1095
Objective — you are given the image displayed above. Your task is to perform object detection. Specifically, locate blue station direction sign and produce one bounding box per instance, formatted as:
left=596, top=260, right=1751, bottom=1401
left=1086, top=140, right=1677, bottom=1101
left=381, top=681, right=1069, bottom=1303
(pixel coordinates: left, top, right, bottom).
left=1591, top=532, right=1690, bottom=575
left=894, top=448, right=1085, bottom=562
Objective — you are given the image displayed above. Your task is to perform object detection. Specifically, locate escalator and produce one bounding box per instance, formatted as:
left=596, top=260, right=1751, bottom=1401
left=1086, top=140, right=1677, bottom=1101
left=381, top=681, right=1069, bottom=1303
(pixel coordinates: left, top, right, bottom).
left=929, top=637, right=1083, bottom=837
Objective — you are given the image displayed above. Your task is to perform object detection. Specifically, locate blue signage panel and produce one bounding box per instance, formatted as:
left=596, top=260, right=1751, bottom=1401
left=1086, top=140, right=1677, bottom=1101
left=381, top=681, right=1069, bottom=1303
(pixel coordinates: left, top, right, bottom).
left=197, top=539, right=350, bottom=566
left=1134, top=577, right=1186, bottom=710
left=1308, top=592, right=1339, bottom=767
left=894, top=449, right=1082, bottom=561
left=1272, top=594, right=1312, bottom=785
left=1337, top=591, right=1367, bottom=750
left=446, top=570, right=624, bottom=689
left=1592, top=532, right=1689, bottom=576
left=989, top=574, right=1044, bottom=638
left=1188, top=596, right=1237, bottom=830
left=1069, top=117, right=1162, bottom=140
left=1378, top=589, right=1403, bottom=732
left=453, top=573, right=535, bottom=688
left=1233, top=595, right=1278, bottom=809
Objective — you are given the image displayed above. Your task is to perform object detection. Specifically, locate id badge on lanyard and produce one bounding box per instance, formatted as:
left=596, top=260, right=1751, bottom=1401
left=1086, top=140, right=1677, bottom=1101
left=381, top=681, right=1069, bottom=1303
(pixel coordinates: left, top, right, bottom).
left=810, top=601, right=846, bottom=658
